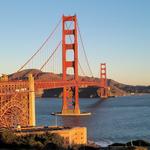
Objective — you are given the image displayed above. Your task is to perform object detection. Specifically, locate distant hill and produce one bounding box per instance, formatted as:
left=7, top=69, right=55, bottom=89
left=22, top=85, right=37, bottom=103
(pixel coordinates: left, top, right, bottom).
left=8, top=69, right=150, bottom=98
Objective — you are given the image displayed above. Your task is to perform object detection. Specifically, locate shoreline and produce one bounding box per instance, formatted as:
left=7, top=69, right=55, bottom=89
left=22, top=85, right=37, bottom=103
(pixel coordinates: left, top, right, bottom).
left=91, top=139, right=150, bottom=148
left=35, top=93, right=150, bottom=99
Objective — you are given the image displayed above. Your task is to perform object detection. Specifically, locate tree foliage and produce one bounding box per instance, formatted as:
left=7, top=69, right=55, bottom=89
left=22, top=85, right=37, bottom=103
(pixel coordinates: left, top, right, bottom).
left=0, top=129, right=64, bottom=149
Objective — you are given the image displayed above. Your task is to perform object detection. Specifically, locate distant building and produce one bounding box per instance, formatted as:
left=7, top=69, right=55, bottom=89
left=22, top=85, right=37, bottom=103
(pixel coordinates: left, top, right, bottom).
left=14, top=126, right=87, bottom=147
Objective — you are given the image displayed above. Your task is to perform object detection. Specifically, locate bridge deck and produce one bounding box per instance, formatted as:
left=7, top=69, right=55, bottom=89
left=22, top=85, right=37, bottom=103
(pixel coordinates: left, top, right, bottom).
left=0, top=80, right=100, bottom=93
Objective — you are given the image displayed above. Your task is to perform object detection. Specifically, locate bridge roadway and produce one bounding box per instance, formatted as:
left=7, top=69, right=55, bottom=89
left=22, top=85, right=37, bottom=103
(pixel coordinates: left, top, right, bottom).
left=0, top=80, right=100, bottom=94
left=35, top=80, right=100, bottom=90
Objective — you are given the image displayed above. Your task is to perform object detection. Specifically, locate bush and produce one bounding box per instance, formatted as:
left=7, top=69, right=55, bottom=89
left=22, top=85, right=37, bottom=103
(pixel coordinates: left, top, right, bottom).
left=0, top=129, right=17, bottom=144
left=45, top=133, right=64, bottom=146
left=0, top=130, right=64, bottom=150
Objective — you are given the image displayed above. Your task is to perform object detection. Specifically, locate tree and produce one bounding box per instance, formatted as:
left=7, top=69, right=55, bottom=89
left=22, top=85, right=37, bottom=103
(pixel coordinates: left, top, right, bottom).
left=0, top=129, right=17, bottom=144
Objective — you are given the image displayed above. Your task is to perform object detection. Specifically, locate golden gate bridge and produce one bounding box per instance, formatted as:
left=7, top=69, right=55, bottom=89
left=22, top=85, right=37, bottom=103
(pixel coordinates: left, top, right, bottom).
left=0, top=15, right=109, bottom=127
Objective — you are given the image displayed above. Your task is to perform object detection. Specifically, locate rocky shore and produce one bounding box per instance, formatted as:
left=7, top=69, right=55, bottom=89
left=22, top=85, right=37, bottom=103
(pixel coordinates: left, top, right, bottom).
left=90, top=140, right=150, bottom=150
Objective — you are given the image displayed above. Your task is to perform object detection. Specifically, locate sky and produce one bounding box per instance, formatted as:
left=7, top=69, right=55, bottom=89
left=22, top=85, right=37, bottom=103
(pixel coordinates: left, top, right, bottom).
left=0, top=0, right=150, bottom=85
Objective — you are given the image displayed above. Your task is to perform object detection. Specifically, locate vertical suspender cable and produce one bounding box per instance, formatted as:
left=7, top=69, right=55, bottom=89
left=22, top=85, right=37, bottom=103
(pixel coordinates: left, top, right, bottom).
left=77, top=21, right=94, bottom=77
left=39, top=41, right=62, bottom=71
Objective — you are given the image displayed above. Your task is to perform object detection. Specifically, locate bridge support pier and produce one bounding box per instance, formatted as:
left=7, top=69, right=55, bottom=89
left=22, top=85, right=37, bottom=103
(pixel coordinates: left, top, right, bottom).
left=62, top=86, right=80, bottom=115
left=28, top=74, right=36, bottom=126
left=62, top=86, right=68, bottom=114
left=74, top=86, right=80, bottom=114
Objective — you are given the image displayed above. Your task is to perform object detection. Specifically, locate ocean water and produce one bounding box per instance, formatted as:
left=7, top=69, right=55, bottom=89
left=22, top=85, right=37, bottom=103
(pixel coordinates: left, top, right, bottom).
left=36, top=95, right=150, bottom=146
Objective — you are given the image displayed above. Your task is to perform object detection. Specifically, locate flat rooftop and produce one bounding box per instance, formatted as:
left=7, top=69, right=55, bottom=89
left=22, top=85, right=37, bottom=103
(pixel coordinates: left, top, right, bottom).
left=13, top=126, right=73, bottom=133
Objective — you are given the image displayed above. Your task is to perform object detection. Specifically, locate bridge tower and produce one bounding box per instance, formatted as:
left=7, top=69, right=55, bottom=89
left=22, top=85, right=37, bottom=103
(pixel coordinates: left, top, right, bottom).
left=100, top=63, right=108, bottom=99
left=62, top=15, right=80, bottom=115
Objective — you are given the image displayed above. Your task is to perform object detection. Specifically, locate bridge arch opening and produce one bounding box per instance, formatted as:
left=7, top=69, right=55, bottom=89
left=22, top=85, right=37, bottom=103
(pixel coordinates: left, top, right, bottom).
left=0, top=105, right=28, bottom=127
left=64, top=21, right=75, bottom=30
left=66, top=50, right=74, bottom=61
left=65, top=35, right=75, bottom=44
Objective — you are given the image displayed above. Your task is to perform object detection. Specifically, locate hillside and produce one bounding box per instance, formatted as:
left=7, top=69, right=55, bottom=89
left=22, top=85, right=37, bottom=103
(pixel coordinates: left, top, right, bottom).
left=8, top=69, right=150, bottom=98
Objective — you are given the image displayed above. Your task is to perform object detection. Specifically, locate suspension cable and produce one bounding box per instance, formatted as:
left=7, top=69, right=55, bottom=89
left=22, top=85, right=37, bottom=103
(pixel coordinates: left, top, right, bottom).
left=77, top=21, right=94, bottom=77
left=17, top=17, right=62, bottom=72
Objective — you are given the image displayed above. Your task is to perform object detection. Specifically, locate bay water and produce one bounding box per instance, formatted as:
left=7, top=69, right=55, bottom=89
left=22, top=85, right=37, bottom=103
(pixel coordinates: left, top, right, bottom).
left=36, top=95, right=150, bottom=146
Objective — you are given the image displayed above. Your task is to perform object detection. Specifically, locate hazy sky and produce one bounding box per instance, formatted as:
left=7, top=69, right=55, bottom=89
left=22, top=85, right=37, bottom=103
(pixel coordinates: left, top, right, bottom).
left=0, top=0, right=150, bottom=85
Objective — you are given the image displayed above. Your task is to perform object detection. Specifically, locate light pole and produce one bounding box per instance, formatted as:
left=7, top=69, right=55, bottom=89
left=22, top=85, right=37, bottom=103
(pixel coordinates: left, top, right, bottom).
left=55, top=115, right=58, bottom=127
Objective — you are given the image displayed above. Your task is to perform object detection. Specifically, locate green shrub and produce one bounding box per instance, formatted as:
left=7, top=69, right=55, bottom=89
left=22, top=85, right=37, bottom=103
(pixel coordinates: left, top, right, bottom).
left=0, top=129, right=17, bottom=144
left=0, top=130, right=64, bottom=149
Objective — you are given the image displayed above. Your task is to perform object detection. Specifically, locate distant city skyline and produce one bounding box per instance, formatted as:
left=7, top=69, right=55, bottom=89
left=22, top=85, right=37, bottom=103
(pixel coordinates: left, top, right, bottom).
left=0, top=0, right=150, bottom=85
